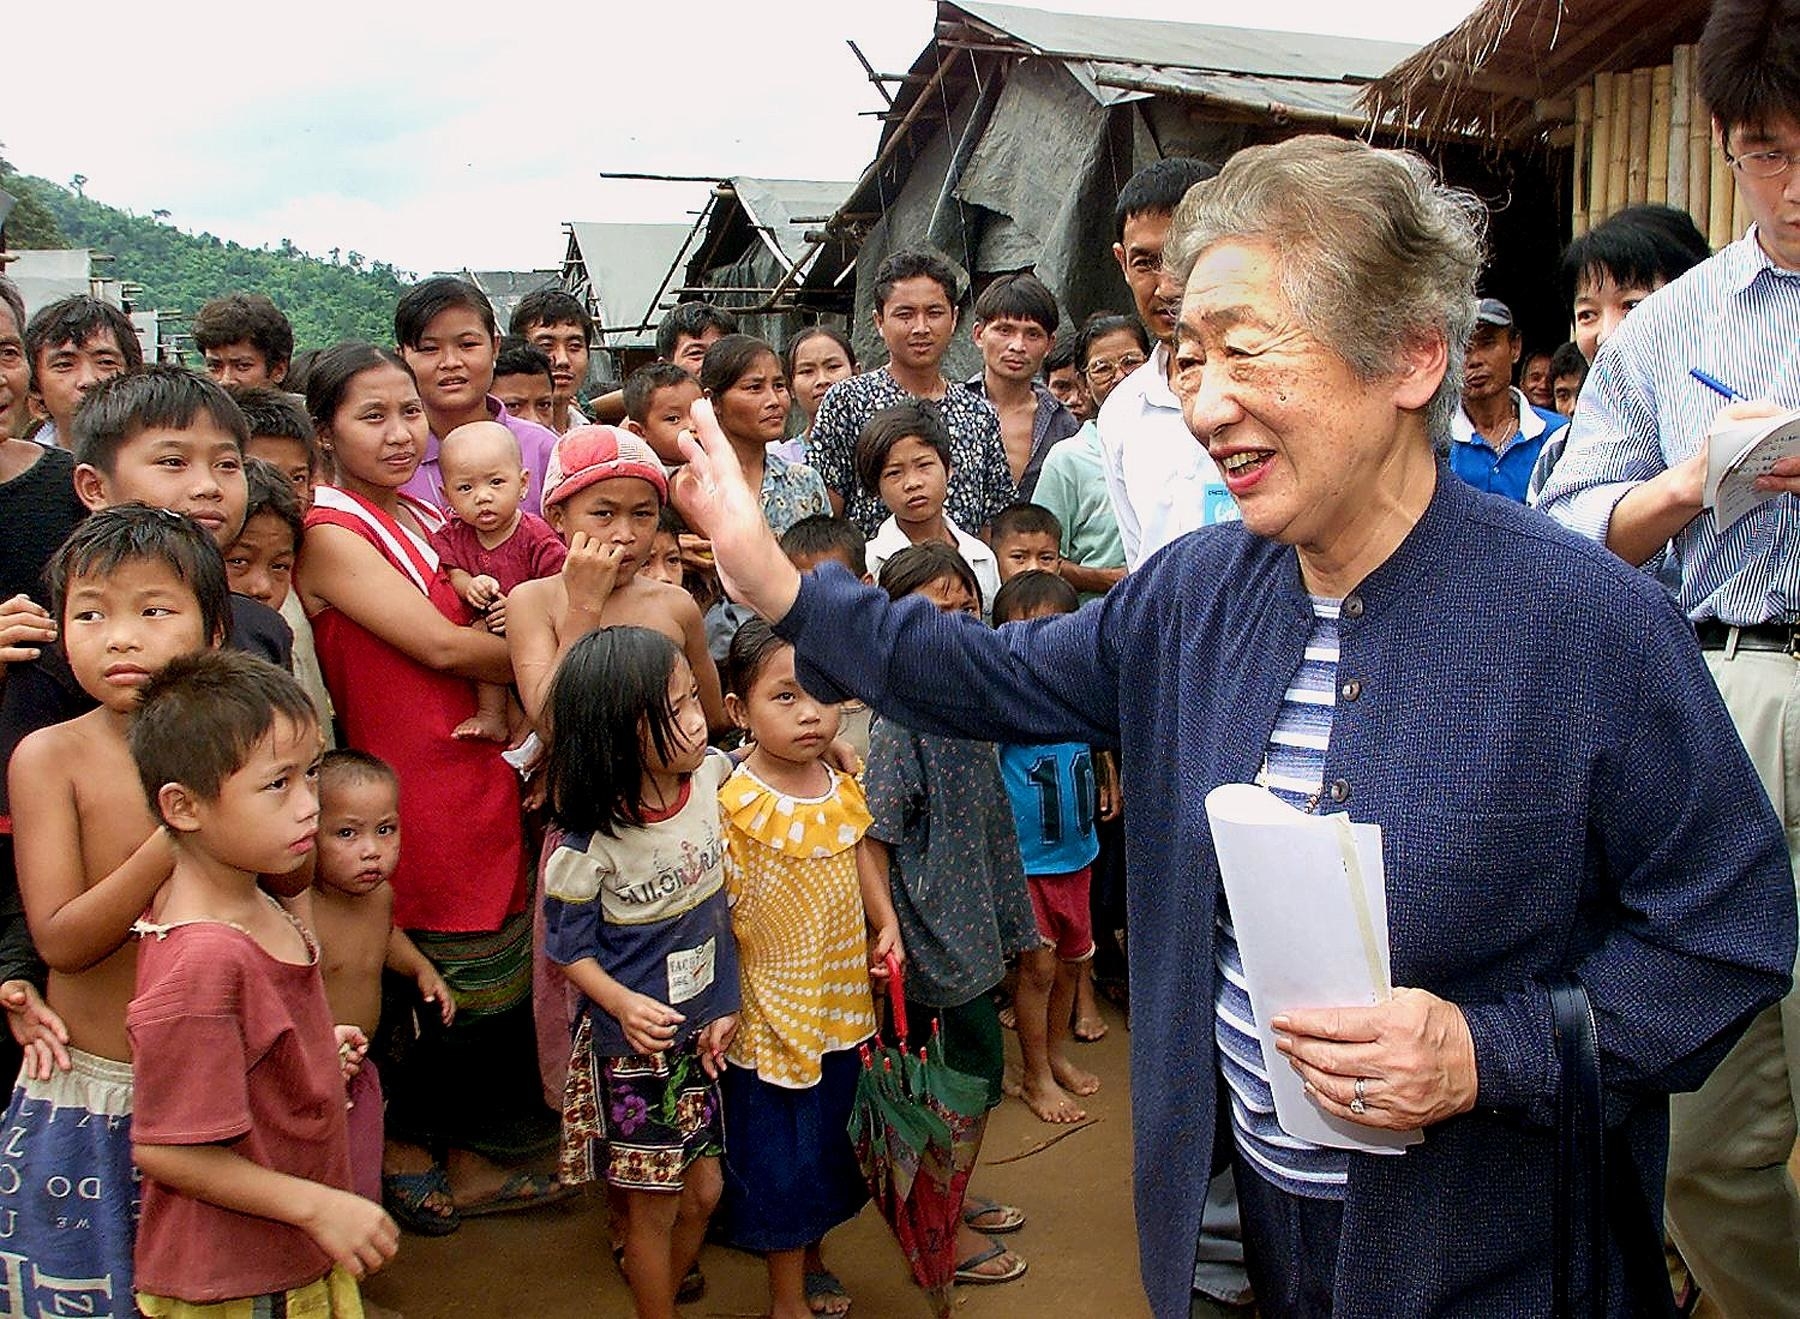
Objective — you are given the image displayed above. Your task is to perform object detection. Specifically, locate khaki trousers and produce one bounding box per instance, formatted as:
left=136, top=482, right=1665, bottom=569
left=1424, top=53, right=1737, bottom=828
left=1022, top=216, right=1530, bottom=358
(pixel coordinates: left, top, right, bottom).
left=1666, top=647, right=1800, bottom=1316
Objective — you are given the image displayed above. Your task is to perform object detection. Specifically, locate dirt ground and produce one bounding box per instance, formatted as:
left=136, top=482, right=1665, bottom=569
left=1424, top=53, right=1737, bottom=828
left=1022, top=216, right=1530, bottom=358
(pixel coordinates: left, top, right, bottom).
left=365, top=997, right=1151, bottom=1319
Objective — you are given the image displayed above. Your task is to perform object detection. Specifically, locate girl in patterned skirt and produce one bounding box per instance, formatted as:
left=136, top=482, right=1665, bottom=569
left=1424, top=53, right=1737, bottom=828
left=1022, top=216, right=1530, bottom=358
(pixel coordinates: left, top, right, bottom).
left=540, top=627, right=740, bottom=1319
left=715, top=621, right=902, bottom=1319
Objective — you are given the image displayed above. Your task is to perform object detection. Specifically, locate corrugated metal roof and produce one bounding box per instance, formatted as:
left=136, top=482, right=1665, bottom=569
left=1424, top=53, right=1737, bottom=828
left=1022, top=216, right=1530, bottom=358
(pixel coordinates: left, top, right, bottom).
left=565, top=222, right=696, bottom=347
left=953, top=0, right=1417, bottom=86
left=727, top=177, right=852, bottom=271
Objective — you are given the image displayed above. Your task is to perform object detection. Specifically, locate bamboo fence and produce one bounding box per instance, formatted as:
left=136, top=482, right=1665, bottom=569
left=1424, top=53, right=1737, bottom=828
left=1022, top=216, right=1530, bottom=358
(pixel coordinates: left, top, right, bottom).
left=1572, top=42, right=1742, bottom=246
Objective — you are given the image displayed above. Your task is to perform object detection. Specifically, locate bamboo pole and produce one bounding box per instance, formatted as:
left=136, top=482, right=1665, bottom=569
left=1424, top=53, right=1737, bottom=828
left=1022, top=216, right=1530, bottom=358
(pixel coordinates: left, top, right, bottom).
left=1668, top=47, right=1690, bottom=213
left=1609, top=72, right=1633, bottom=218
left=1592, top=72, right=1617, bottom=221
left=1709, top=133, right=1735, bottom=248
left=1732, top=171, right=1753, bottom=240
left=1649, top=65, right=1672, bottom=204
left=1573, top=84, right=1595, bottom=234
left=1688, top=53, right=1712, bottom=233
left=1627, top=68, right=1653, bottom=204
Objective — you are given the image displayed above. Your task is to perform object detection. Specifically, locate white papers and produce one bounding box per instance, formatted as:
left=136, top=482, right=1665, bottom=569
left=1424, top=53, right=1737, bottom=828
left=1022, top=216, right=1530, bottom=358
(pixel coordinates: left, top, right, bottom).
left=1704, top=408, right=1800, bottom=531
left=1205, top=783, right=1423, bottom=1154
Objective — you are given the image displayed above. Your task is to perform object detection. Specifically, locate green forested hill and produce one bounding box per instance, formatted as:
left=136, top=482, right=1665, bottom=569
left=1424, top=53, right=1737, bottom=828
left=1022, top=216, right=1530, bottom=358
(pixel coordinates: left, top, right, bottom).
left=2, top=162, right=413, bottom=350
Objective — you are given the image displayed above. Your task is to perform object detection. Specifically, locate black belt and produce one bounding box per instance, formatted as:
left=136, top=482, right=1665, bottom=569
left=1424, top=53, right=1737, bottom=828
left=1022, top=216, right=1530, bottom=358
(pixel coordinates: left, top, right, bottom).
left=1694, top=619, right=1800, bottom=654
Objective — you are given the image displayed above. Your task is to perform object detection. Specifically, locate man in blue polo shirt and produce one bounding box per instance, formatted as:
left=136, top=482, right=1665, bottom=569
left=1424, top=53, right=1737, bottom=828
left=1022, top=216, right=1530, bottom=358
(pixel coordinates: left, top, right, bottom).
left=1449, top=298, right=1566, bottom=502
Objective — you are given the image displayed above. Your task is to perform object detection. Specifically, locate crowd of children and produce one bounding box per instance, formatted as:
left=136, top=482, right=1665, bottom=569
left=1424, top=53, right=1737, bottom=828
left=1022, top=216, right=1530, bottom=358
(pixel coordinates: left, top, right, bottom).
left=0, top=232, right=1139, bottom=1318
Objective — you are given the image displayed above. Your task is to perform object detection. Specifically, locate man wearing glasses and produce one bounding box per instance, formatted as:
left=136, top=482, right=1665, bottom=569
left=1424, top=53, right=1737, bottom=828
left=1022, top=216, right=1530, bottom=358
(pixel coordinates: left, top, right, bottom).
left=1097, top=159, right=1240, bottom=572
left=1539, top=2, right=1800, bottom=1311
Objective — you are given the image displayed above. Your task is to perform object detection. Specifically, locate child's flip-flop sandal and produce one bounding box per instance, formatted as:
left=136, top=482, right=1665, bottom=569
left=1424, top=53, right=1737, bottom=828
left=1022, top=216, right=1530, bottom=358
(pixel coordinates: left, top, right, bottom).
left=954, top=1239, right=1028, bottom=1286
left=382, top=1167, right=461, bottom=1237
left=457, top=1171, right=576, bottom=1218
left=961, top=1196, right=1026, bottom=1234
left=805, top=1268, right=852, bottom=1315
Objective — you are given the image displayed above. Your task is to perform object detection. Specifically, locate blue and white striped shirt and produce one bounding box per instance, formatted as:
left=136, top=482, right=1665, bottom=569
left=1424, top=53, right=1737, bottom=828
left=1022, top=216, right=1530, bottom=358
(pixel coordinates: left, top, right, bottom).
left=1215, top=597, right=1349, bottom=1199
left=1537, top=228, right=1800, bottom=623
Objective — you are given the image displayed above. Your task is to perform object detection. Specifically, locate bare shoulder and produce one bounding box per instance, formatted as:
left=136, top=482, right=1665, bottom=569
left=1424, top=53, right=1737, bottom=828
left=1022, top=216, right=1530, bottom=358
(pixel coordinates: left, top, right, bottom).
left=606, top=576, right=695, bottom=644
left=12, top=709, right=109, bottom=788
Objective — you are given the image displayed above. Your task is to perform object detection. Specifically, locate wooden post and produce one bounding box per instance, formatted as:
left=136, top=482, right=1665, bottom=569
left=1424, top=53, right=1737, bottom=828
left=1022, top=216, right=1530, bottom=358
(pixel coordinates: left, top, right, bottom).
left=1627, top=67, right=1653, bottom=204
left=1709, top=134, right=1735, bottom=248
left=1591, top=73, right=1615, bottom=222
left=1573, top=84, right=1595, bottom=234
left=1649, top=65, right=1672, bottom=204
left=1688, top=54, right=1712, bottom=234
left=1668, top=47, right=1690, bottom=213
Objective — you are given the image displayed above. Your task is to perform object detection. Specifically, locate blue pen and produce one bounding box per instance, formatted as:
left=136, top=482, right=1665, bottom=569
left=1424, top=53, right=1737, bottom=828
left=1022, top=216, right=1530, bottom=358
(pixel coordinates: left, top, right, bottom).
left=1690, top=367, right=1746, bottom=401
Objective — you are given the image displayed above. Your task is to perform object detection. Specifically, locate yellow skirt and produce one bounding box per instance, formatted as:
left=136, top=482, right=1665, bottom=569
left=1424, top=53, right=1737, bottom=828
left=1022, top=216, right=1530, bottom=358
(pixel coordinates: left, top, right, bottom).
left=138, top=1266, right=363, bottom=1318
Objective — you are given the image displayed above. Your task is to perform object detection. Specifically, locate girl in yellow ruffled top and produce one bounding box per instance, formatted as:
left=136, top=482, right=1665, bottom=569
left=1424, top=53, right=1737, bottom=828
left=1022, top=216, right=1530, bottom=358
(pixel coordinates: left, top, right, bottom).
left=714, top=620, right=902, bottom=1319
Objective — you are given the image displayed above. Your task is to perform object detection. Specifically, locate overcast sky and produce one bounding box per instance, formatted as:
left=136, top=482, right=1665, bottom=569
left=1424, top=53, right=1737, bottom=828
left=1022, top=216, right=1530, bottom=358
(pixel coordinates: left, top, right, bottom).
left=7, top=0, right=1477, bottom=278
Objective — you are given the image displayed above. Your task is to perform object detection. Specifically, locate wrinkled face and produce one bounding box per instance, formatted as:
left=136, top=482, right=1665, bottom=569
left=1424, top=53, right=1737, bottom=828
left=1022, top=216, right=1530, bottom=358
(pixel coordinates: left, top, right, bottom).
left=995, top=530, right=1060, bottom=582
left=439, top=429, right=527, bottom=534
left=874, top=276, right=956, bottom=374
left=973, top=315, right=1052, bottom=384
left=523, top=319, right=590, bottom=406
left=1080, top=328, right=1149, bottom=409
left=61, top=559, right=211, bottom=714
left=730, top=642, right=840, bottom=768
left=1552, top=369, right=1586, bottom=418
left=224, top=512, right=298, bottom=611
left=82, top=419, right=248, bottom=547
left=316, top=775, right=401, bottom=897
left=1045, top=364, right=1090, bottom=421
left=1572, top=273, right=1661, bottom=362
left=493, top=371, right=555, bottom=430
left=1519, top=353, right=1554, bottom=410
left=713, top=350, right=790, bottom=446
left=918, top=573, right=978, bottom=617
left=0, top=304, right=30, bottom=438
left=1726, top=113, right=1800, bottom=272
left=203, top=339, right=284, bottom=388
left=1174, top=240, right=1430, bottom=553
left=243, top=435, right=315, bottom=512
left=35, top=329, right=131, bottom=431
left=401, top=307, right=497, bottom=419
left=669, top=328, right=726, bottom=377
left=645, top=655, right=709, bottom=777
left=876, top=436, right=948, bottom=526
left=787, top=334, right=854, bottom=420
left=188, top=716, right=321, bottom=878
left=640, top=530, right=684, bottom=587
left=322, top=364, right=427, bottom=492
left=1461, top=324, right=1520, bottom=406
left=634, top=380, right=702, bottom=465
left=1113, top=210, right=1176, bottom=344
left=547, top=477, right=661, bottom=581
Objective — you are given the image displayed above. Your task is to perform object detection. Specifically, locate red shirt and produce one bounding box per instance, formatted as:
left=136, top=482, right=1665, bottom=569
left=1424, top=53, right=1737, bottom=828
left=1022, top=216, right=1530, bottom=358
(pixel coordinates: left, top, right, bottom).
left=428, top=512, right=567, bottom=594
left=128, top=921, right=353, bottom=1304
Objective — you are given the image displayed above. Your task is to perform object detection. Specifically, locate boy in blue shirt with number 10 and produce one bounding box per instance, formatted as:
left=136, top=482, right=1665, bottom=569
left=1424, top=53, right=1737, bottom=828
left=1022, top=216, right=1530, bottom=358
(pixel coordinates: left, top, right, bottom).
left=992, top=571, right=1101, bottom=1124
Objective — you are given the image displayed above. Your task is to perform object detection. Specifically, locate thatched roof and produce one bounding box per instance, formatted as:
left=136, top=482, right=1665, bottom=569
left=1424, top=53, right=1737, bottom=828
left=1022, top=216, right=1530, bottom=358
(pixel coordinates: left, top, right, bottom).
left=1363, top=0, right=1710, bottom=143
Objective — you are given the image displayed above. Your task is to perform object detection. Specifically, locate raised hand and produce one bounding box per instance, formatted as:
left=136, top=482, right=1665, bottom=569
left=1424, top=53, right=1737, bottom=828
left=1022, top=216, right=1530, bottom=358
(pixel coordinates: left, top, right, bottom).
left=671, top=399, right=803, bottom=620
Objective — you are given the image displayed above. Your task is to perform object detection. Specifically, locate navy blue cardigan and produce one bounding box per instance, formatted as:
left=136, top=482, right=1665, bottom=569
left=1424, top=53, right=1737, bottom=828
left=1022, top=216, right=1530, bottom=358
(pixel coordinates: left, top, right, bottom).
left=774, top=470, right=1794, bottom=1317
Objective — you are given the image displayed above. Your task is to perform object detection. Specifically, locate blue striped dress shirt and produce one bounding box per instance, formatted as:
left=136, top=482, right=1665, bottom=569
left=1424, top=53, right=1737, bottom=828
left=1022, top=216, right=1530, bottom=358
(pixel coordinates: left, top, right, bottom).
left=1537, top=228, right=1800, bottom=623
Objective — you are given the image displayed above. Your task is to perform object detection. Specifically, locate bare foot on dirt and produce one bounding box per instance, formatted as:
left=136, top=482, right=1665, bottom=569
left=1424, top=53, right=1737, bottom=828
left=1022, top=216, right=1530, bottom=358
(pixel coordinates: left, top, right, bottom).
left=1053, top=1056, right=1101, bottom=1097
left=1022, top=1074, right=1087, bottom=1123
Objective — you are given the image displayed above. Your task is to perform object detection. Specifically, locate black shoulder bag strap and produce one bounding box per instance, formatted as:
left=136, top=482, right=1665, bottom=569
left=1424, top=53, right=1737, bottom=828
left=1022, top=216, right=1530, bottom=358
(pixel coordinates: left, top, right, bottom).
left=1549, top=975, right=1680, bottom=1319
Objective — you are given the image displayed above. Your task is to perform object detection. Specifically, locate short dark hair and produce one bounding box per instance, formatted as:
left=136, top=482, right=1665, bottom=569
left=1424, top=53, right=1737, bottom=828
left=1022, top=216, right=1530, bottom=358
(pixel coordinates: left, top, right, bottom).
left=47, top=505, right=232, bottom=649
left=724, top=618, right=792, bottom=699
left=1043, top=331, right=1079, bottom=378
left=544, top=626, right=689, bottom=838
left=494, top=337, right=554, bottom=385
left=240, top=456, right=304, bottom=555
left=779, top=514, right=868, bottom=578
left=872, top=248, right=961, bottom=312
left=319, top=748, right=399, bottom=800
left=783, top=326, right=857, bottom=379
left=73, top=365, right=250, bottom=475
left=1076, top=312, right=1150, bottom=369
left=394, top=277, right=497, bottom=350
left=992, top=569, right=1079, bottom=624
left=623, top=361, right=698, bottom=425
left=1562, top=204, right=1711, bottom=307
left=24, top=296, right=143, bottom=386
left=191, top=294, right=295, bottom=372
left=698, top=333, right=781, bottom=397
left=229, top=385, right=317, bottom=471
left=1699, top=0, right=1800, bottom=138
left=1114, top=157, right=1220, bottom=243
left=655, top=303, right=739, bottom=360
left=878, top=541, right=979, bottom=604
left=130, top=650, right=317, bottom=824
left=284, top=349, right=321, bottom=396
left=973, top=272, right=1059, bottom=335
left=1550, top=340, right=1589, bottom=382
left=509, top=288, right=595, bottom=342
left=305, top=343, right=415, bottom=435
left=854, top=403, right=951, bottom=496
left=990, top=502, right=1062, bottom=545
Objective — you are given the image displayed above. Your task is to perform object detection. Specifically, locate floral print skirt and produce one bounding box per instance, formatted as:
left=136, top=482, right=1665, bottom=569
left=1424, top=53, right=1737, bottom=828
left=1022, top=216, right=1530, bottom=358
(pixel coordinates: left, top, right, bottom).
left=559, top=1014, right=724, bottom=1192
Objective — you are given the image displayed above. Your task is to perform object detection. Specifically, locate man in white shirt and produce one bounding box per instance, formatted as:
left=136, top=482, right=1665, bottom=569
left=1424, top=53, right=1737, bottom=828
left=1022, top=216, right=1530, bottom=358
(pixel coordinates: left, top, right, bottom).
left=1097, top=159, right=1238, bottom=570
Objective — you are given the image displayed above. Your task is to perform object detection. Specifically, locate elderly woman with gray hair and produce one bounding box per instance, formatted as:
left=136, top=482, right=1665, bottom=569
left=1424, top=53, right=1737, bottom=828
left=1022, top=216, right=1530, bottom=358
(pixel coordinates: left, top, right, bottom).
left=671, top=136, right=1795, bottom=1318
